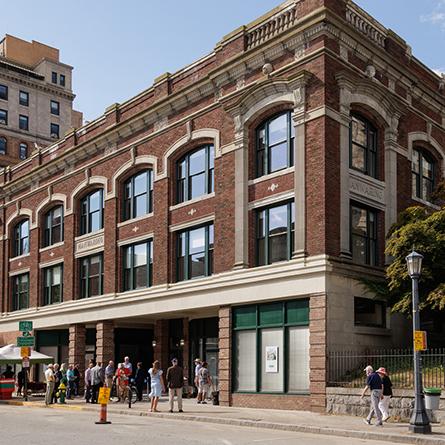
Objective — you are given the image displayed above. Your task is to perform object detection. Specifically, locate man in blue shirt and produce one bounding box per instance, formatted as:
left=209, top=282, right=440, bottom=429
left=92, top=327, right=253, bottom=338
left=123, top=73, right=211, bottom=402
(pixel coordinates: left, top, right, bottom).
left=360, top=366, right=384, bottom=426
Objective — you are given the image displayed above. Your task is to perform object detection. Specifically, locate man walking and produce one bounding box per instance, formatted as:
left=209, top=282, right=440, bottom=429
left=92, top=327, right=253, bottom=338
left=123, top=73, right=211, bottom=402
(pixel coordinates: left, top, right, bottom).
left=44, top=364, right=55, bottom=406
left=361, top=366, right=384, bottom=426
left=166, top=358, right=184, bottom=413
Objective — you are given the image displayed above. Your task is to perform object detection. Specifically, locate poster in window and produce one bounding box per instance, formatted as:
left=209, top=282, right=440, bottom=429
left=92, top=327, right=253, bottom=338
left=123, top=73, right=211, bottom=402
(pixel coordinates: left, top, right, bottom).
left=265, top=345, right=278, bottom=373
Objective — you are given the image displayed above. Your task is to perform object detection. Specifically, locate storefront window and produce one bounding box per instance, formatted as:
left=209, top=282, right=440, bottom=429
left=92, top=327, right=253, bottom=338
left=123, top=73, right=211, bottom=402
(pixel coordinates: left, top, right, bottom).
left=232, top=299, right=309, bottom=393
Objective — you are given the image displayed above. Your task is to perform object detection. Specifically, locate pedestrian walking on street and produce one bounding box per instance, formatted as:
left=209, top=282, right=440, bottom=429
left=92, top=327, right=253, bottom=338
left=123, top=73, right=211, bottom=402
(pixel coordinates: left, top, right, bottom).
left=166, top=358, right=184, bottom=413
left=44, top=364, right=55, bottom=406
left=377, top=367, right=393, bottom=422
left=105, top=360, right=115, bottom=388
left=73, top=363, right=80, bottom=396
left=84, top=362, right=94, bottom=403
left=135, top=362, right=146, bottom=401
left=197, top=361, right=211, bottom=404
left=148, top=360, right=164, bottom=412
left=194, top=358, right=202, bottom=399
left=361, top=366, right=384, bottom=426
left=17, top=368, right=26, bottom=397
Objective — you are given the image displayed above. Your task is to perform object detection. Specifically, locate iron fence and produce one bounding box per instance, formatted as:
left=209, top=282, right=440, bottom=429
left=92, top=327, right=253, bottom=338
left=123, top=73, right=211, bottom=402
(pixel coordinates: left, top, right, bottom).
left=328, top=348, right=445, bottom=389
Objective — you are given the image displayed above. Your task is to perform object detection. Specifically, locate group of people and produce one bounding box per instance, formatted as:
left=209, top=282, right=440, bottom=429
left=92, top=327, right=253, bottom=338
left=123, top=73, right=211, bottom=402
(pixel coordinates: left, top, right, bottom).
left=44, top=363, right=81, bottom=405
left=360, top=365, right=393, bottom=426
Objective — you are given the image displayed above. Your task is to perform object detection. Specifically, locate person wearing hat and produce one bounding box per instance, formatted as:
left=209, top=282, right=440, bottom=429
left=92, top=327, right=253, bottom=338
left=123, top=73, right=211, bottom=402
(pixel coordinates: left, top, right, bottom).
left=360, top=366, right=384, bottom=426
left=377, top=367, right=393, bottom=422
left=194, top=358, right=202, bottom=400
left=44, top=364, right=55, bottom=406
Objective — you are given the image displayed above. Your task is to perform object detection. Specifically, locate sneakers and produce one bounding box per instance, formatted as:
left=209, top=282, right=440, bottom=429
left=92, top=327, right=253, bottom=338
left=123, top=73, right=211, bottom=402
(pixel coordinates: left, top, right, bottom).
left=169, top=409, right=173, bottom=413
left=201, top=401, right=207, bottom=404
left=363, top=418, right=371, bottom=425
left=197, top=401, right=201, bottom=404
left=382, top=415, right=389, bottom=422
left=375, top=422, right=383, bottom=427
left=179, top=409, right=184, bottom=413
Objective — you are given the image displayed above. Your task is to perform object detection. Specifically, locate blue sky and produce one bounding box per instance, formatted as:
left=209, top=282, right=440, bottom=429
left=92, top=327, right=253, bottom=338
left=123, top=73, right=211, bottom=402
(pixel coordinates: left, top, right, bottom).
left=1, top=1, right=444, bottom=121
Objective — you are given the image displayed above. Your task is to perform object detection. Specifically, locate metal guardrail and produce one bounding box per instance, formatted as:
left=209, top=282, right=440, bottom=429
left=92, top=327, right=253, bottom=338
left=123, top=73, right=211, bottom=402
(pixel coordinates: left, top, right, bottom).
left=328, top=348, right=445, bottom=389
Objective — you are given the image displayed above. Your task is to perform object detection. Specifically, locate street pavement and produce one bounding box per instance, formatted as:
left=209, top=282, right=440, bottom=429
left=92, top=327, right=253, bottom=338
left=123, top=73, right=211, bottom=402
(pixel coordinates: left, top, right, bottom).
left=0, top=404, right=412, bottom=445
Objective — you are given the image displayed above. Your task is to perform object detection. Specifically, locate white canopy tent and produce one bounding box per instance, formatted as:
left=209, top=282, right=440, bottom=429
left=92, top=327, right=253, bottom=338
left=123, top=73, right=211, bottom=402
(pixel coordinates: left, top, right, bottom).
left=0, top=344, right=53, bottom=364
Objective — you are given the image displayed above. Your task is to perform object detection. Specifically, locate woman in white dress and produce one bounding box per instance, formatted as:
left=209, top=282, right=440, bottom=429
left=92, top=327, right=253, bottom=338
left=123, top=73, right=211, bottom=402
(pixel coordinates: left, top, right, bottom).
left=148, top=360, right=164, bottom=412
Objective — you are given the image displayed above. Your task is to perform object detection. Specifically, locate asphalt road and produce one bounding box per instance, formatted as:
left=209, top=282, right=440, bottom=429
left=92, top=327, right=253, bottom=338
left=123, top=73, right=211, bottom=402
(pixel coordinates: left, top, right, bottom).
left=0, top=405, right=400, bottom=445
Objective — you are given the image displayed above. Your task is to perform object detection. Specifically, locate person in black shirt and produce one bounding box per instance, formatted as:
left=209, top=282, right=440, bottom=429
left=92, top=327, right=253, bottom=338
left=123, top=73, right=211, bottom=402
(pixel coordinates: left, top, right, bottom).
left=377, top=367, right=393, bottom=421
left=1, top=365, right=14, bottom=379
left=134, top=362, right=146, bottom=402
left=361, top=366, right=384, bottom=426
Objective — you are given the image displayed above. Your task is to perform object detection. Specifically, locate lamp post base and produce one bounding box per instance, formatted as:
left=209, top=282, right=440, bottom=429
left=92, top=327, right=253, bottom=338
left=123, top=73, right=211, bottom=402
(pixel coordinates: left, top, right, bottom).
left=409, top=423, right=432, bottom=434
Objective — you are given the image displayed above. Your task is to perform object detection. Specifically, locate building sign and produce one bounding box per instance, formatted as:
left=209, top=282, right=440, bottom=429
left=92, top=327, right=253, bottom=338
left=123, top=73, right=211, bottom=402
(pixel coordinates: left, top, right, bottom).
left=349, top=176, right=385, bottom=205
left=19, top=321, right=33, bottom=332
left=75, top=234, right=104, bottom=254
left=265, top=346, right=279, bottom=373
left=414, top=330, right=427, bottom=351
left=17, top=336, right=35, bottom=347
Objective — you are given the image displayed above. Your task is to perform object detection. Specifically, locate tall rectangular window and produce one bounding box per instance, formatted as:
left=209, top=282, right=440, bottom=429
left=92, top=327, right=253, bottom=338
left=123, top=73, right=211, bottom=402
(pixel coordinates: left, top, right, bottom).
left=43, top=265, right=63, bottom=305
left=351, top=203, right=378, bottom=266
left=412, top=149, right=435, bottom=203
left=11, top=273, right=29, bottom=311
left=354, top=297, right=386, bottom=328
left=44, top=206, right=64, bottom=247
left=60, top=74, right=66, bottom=87
left=0, top=84, right=8, bottom=100
left=19, top=115, right=29, bottom=131
left=350, top=114, right=378, bottom=178
left=51, top=72, right=58, bottom=84
left=80, top=189, right=103, bottom=235
left=177, top=223, right=213, bottom=281
left=50, top=123, right=60, bottom=138
left=50, top=100, right=60, bottom=115
left=19, top=91, right=29, bottom=106
left=123, top=240, right=153, bottom=291
left=123, top=170, right=153, bottom=220
left=19, top=143, right=28, bottom=160
left=257, top=201, right=294, bottom=266
left=233, top=300, right=310, bottom=393
left=80, top=254, right=103, bottom=298
left=0, top=109, right=8, bottom=125
left=13, top=220, right=29, bottom=257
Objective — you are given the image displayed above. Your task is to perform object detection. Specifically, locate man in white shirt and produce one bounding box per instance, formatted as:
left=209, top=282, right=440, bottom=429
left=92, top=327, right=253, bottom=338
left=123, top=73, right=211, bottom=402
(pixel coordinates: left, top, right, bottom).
left=44, top=364, right=55, bottom=406
left=194, top=358, right=202, bottom=401
left=123, top=356, right=133, bottom=376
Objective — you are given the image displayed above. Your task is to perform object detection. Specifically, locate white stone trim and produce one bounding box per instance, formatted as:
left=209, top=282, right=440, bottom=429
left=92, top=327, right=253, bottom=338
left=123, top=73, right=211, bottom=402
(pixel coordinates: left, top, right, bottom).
left=169, top=192, right=215, bottom=211
left=39, top=259, right=64, bottom=269
left=248, top=167, right=295, bottom=186
left=6, top=208, right=34, bottom=232
left=66, top=176, right=108, bottom=214
left=74, top=247, right=105, bottom=259
left=8, top=253, right=30, bottom=263
left=39, top=242, right=64, bottom=253
left=169, top=214, right=214, bottom=232
left=117, top=233, right=154, bottom=247
left=8, top=267, right=30, bottom=277
left=35, top=193, right=67, bottom=223
left=74, top=228, right=104, bottom=243
left=407, top=131, right=445, bottom=173
left=248, top=191, right=294, bottom=210
left=116, top=213, right=153, bottom=228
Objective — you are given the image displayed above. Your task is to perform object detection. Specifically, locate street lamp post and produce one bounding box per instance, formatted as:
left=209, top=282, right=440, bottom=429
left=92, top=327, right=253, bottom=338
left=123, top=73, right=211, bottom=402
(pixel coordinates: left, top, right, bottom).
left=405, top=250, right=431, bottom=434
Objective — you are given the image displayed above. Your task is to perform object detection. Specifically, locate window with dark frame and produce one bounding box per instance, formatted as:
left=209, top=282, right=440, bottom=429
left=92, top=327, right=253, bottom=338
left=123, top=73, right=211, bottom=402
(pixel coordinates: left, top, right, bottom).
left=123, top=170, right=153, bottom=221
left=51, top=72, right=57, bottom=84
left=256, top=111, right=294, bottom=178
left=50, top=100, right=60, bottom=116
left=176, top=145, right=214, bottom=204
left=12, top=219, right=30, bottom=257
left=80, top=254, right=103, bottom=298
left=80, top=189, right=103, bottom=235
left=19, top=91, right=29, bottom=106
left=11, top=273, right=29, bottom=311
left=354, top=297, right=386, bottom=328
left=123, top=240, right=153, bottom=291
left=256, top=201, right=295, bottom=266
left=350, top=114, right=378, bottom=178
left=19, top=115, right=28, bottom=131
left=0, top=84, right=7, bottom=100
left=50, top=123, right=59, bottom=138
left=19, top=143, right=28, bottom=160
left=350, top=203, right=378, bottom=266
left=177, top=223, right=213, bottom=282
left=0, top=137, right=6, bottom=155
left=43, top=265, right=63, bottom=305
left=60, top=74, right=66, bottom=87
left=412, top=149, right=435, bottom=203
left=44, top=205, right=64, bottom=247
left=0, top=109, right=8, bottom=125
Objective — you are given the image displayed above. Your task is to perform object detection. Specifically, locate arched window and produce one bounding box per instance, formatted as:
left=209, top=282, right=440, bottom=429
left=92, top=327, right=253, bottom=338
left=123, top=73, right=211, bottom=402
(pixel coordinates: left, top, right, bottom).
left=350, top=114, right=378, bottom=178
left=123, top=169, right=153, bottom=221
left=43, top=205, right=64, bottom=247
left=80, top=189, right=104, bottom=235
left=0, top=137, right=6, bottom=155
left=19, top=143, right=28, bottom=160
left=256, top=111, right=294, bottom=178
left=177, top=145, right=214, bottom=203
left=412, top=149, right=435, bottom=202
left=12, top=219, right=30, bottom=257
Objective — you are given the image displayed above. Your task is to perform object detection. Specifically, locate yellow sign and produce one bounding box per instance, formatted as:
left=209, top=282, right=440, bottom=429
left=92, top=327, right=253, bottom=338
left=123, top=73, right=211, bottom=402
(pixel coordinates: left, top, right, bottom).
left=98, top=387, right=111, bottom=405
left=20, top=347, right=31, bottom=358
left=414, top=330, right=427, bottom=351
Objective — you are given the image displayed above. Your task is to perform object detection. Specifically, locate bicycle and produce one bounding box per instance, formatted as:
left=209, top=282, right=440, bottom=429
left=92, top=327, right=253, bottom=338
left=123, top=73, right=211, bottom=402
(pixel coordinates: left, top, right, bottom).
left=127, top=379, right=138, bottom=408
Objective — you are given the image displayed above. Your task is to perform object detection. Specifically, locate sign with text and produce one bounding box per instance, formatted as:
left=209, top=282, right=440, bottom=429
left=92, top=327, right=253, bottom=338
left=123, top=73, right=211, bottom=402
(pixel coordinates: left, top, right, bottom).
left=19, top=321, right=33, bottom=332
left=98, top=387, right=111, bottom=405
left=414, top=330, right=427, bottom=351
left=265, top=346, right=279, bottom=373
left=22, top=358, right=30, bottom=368
left=20, top=347, right=31, bottom=358
left=17, top=336, right=35, bottom=347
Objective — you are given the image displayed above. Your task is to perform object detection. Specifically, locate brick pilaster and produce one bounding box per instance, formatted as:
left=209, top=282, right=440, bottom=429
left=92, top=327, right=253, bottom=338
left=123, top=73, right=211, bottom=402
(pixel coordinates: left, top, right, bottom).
left=309, top=294, right=327, bottom=412
left=103, top=198, right=117, bottom=294
left=63, top=214, right=75, bottom=300
left=69, top=324, right=86, bottom=390
left=218, top=306, right=232, bottom=406
left=96, top=320, right=114, bottom=365
left=29, top=227, right=39, bottom=308
left=154, top=320, right=169, bottom=372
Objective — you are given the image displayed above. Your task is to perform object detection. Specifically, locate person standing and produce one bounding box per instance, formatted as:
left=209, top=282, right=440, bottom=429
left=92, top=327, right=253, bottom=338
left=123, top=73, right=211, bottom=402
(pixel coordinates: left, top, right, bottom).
left=377, top=367, right=393, bottom=422
left=1, top=365, right=14, bottom=379
left=17, top=368, right=26, bottom=397
left=123, top=356, right=133, bottom=376
left=197, top=361, right=212, bottom=404
left=361, top=367, right=384, bottom=426
left=105, top=361, right=115, bottom=388
left=66, top=365, right=76, bottom=399
left=134, top=362, right=146, bottom=401
left=84, top=362, right=94, bottom=403
left=194, top=358, right=202, bottom=400
left=148, top=360, right=164, bottom=412
left=44, top=364, right=55, bottom=406
left=52, top=363, right=62, bottom=404
left=116, top=363, right=129, bottom=402
left=91, top=361, right=103, bottom=403
left=166, top=358, right=184, bottom=413
left=73, top=363, right=80, bottom=396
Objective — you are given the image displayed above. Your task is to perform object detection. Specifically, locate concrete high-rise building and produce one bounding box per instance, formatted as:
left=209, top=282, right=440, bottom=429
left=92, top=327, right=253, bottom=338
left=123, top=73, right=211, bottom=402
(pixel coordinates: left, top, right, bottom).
left=0, top=34, right=82, bottom=167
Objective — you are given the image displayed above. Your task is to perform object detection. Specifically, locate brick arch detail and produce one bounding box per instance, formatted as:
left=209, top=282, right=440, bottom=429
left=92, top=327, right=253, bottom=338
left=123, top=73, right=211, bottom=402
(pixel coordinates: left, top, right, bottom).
left=35, top=193, right=67, bottom=224
left=6, top=208, right=34, bottom=236
left=66, top=176, right=108, bottom=214
left=408, top=131, right=445, bottom=173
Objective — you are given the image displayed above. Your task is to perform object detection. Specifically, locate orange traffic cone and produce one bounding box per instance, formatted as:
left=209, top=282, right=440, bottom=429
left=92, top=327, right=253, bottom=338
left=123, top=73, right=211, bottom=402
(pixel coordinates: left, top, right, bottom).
left=95, top=403, right=111, bottom=424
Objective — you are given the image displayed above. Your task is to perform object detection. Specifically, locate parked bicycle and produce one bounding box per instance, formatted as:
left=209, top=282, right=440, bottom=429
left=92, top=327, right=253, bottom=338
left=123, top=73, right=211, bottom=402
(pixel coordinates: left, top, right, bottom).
left=109, top=376, right=137, bottom=406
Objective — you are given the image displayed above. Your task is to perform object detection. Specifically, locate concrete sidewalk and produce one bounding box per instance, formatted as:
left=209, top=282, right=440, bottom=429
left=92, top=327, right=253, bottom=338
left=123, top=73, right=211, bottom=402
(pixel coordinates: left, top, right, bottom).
left=2, top=396, right=445, bottom=445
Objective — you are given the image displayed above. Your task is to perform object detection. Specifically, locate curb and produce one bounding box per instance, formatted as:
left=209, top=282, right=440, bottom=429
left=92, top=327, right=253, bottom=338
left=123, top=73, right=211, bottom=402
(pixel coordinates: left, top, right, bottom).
left=2, top=400, right=444, bottom=445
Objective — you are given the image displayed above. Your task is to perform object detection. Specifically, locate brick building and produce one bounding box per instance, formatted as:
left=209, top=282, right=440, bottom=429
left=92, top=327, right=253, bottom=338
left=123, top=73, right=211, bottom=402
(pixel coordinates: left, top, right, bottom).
left=0, top=0, right=444, bottom=411
left=0, top=34, right=82, bottom=167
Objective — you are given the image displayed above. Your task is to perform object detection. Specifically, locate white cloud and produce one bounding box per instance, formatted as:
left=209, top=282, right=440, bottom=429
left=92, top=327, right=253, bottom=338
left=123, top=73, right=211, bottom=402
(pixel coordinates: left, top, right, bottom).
left=433, top=68, right=445, bottom=77
left=420, top=1, right=445, bottom=29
